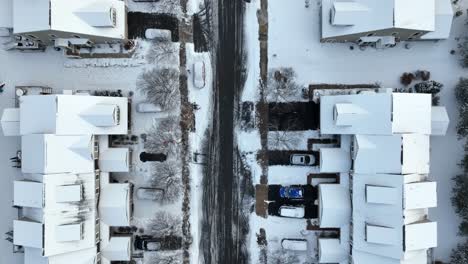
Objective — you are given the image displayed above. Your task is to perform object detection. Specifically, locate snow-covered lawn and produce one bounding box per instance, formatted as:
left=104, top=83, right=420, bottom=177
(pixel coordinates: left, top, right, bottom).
left=186, top=42, right=213, bottom=264
left=241, top=0, right=468, bottom=262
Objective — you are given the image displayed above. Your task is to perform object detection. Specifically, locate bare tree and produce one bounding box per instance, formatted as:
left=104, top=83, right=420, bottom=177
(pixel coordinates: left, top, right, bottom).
left=137, top=68, right=180, bottom=111
left=144, top=250, right=183, bottom=264
left=146, top=211, right=182, bottom=237
left=266, top=67, right=302, bottom=102
left=150, top=161, right=182, bottom=203
left=267, top=130, right=301, bottom=150
left=267, top=117, right=301, bottom=150
left=145, top=117, right=182, bottom=157
left=146, top=42, right=178, bottom=65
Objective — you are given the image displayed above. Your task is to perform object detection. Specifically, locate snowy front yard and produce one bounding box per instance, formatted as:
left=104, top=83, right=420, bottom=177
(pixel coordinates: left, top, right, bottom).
left=240, top=0, right=468, bottom=262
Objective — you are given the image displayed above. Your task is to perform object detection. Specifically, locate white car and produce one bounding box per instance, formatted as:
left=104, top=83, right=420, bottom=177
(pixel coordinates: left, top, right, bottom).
left=193, top=61, right=206, bottom=89
left=136, top=188, right=164, bottom=201
left=290, top=154, right=315, bottom=166
left=136, top=102, right=163, bottom=113
left=279, top=205, right=305, bottom=218
left=145, top=28, right=172, bottom=41
left=281, top=239, right=308, bottom=251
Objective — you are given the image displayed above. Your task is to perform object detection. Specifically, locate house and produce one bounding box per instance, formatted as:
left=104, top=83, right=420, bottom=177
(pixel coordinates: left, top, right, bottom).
left=321, top=0, right=454, bottom=46
left=313, top=90, right=448, bottom=263
left=1, top=93, right=132, bottom=264
left=1, top=0, right=127, bottom=49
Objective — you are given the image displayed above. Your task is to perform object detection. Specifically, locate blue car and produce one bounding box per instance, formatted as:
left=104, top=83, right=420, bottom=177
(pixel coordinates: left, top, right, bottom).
left=279, top=186, right=304, bottom=199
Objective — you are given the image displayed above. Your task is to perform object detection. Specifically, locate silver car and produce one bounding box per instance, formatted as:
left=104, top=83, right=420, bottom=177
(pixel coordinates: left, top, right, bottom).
left=290, top=154, right=315, bottom=166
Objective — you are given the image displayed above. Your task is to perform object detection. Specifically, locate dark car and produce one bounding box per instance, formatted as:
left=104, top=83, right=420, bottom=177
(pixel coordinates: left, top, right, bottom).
left=134, top=235, right=182, bottom=251
left=241, top=101, right=255, bottom=130
left=279, top=186, right=304, bottom=199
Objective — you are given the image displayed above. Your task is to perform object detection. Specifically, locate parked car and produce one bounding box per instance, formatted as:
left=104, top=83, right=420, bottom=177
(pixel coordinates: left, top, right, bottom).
left=241, top=101, right=255, bottom=130
left=193, top=61, right=206, bottom=89
left=136, top=188, right=164, bottom=201
left=281, top=238, right=307, bottom=251
left=279, top=205, right=305, bottom=218
left=279, top=186, right=304, bottom=199
left=134, top=235, right=182, bottom=251
left=133, top=236, right=161, bottom=251
left=290, top=154, right=315, bottom=166
left=136, top=102, right=163, bottom=113
left=144, top=28, right=172, bottom=41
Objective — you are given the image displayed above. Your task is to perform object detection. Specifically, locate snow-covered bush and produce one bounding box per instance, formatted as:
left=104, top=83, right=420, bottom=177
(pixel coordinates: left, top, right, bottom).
left=452, top=173, right=468, bottom=235
left=266, top=67, right=302, bottom=102
left=456, top=78, right=468, bottom=138
left=146, top=211, right=182, bottom=237
left=146, top=42, right=178, bottom=65
left=413, top=80, right=443, bottom=95
left=267, top=130, right=300, bottom=150
left=150, top=160, right=182, bottom=203
left=145, top=117, right=182, bottom=157
left=144, top=250, right=183, bottom=264
left=451, top=240, right=468, bottom=264
left=137, top=68, right=180, bottom=111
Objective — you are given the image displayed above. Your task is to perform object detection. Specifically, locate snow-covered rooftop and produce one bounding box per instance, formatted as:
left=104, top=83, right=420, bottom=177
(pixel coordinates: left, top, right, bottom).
left=99, top=183, right=131, bottom=227
left=322, top=0, right=453, bottom=40
left=13, top=0, right=127, bottom=40
left=19, top=95, right=128, bottom=135
left=318, top=184, right=350, bottom=228
left=0, top=0, right=13, bottom=29
left=21, top=134, right=94, bottom=174
left=320, top=92, right=435, bottom=135
left=352, top=173, right=437, bottom=261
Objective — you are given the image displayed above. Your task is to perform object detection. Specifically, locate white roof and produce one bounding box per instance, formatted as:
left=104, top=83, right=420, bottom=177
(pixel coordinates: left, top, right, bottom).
left=401, top=134, right=430, bottom=174
left=405, top=222, right=437, bottom=251
left=353, top=135, right=402, bottom=174
left=14, top=181, right=44, bottom=208
left=20, top=95, right=128, bottom=135
left=13, top=0, right=50, bottom=34
left=319, top=184, right=350, bottom=228
left=352, top=173, right=436, bottom=260
left=322, top=0, right=451, bottom=40
left=13, top=0, right=126, bottom=40
left=322, top=0, right=394, bottom=39
left=351, top=134, right=430, bottom=175
left=421, top=0, right=454, bottom=40
left=55, top=224, right=82, bottom=242
left=25, top=246, right=98, bottom=264
left=99, top=148, right=129, bottom=172
left=366, top=224, right=399, bottom=245
left=102, top=236, right=131, bottom=261
left=366, top=185, right=399, bottom=205
left=21, top=134, right=94, bottom=174
left=319, top=148, right=351, bottom=173
left=318, top=238, right=348, bottom=263
left=332, top=2, right=370, bottom=26
left=1, top=108, right=20, bottom=136
left=394, top=0, right=435, bottom=31
left=56, top=184, right=82, bottom=203
left=99, top=183, right=131, bottom=226
left=320, top=92, right=393, bottom=135
left=14, top=220, right=43, bottom=248
left=320, top=92, right=435, bottom=136
left=404, top=182, right=437, bottom=209
left=392, top=93, right=432, bottom=134
left=0, top=0, right=12, bottom=28
left=430, top=106, right=450, bottom=136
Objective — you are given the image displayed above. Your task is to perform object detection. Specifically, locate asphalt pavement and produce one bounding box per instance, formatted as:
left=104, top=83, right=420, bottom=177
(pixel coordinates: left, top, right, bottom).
left=200, top=0, right=246, bottom=263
